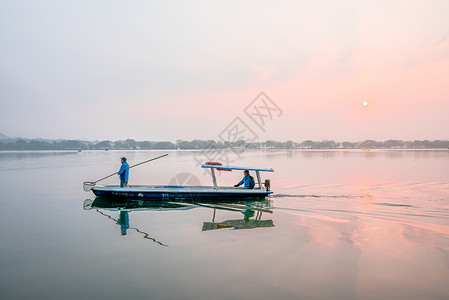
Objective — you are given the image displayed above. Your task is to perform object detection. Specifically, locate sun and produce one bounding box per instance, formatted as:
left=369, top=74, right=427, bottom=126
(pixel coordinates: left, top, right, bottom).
left=362, top=100, right=369, bottom=106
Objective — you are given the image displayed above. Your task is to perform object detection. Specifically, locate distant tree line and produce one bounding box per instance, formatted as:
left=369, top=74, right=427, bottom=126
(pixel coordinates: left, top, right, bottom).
left=1, top=138, right=448, bottom=150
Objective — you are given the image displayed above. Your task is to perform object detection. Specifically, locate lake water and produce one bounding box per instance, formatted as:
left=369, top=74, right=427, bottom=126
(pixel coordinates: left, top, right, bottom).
left=1, top=149, right=448, bottom=300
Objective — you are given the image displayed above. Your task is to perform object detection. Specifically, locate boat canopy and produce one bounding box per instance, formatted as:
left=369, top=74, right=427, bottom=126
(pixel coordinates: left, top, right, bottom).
left=201, top=164, right=274, bottom=172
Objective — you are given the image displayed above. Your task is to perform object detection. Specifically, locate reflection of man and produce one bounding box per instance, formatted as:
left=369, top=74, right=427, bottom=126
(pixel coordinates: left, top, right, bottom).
left=118, top=157, right=129, bottom=187
left=117, top=211, right=129, bottom=236
left=234, top=170, right=255, bottom=189
left=242, top=209, right=255, bottom=222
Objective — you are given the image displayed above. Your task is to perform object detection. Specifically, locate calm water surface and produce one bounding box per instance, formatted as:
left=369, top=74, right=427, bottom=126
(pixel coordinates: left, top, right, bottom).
left=1, top=149, right=448, bottom=300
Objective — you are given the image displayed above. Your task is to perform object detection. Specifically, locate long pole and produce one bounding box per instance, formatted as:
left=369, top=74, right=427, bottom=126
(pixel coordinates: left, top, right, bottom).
left=94, top=153, right=168, bottom=183
left=83, top=154, right=168, bottom=191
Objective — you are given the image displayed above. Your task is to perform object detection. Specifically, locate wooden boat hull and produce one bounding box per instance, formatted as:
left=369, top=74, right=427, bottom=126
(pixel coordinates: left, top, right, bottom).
left=92, top=185, right=272, bottom=201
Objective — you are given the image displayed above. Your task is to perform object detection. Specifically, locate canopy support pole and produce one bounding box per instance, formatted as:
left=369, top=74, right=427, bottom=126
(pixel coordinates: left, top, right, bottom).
left=211, top=168, right=218, bottom=189
left=256, top=170, right=262, bottom=189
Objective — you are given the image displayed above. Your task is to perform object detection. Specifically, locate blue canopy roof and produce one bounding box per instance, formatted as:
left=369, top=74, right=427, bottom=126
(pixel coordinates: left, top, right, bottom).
left=201, top=164, right=274, bottom=172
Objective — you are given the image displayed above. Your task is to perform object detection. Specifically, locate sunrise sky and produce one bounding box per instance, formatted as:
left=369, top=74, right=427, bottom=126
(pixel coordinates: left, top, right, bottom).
left=1, top=0, right=448, bottom=142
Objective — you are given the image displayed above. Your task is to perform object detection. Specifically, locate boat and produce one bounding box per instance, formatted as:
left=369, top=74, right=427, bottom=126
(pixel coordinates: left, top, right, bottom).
left=90, top=163, right=274, bottom=201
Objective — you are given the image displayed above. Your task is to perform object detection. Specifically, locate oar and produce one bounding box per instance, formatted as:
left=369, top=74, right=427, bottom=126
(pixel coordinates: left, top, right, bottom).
left=83, top=153, right=168, bottom=191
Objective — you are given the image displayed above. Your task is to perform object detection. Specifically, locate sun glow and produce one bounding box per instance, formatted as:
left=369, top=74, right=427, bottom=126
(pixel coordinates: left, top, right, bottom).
left=362, top=101, right=369, bottom=106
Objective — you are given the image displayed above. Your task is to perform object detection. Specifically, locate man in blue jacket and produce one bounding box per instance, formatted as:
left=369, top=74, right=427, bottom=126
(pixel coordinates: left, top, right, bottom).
left=234, top=170, right=255, bottom=189
left=118, top=157, right=129, bottom=187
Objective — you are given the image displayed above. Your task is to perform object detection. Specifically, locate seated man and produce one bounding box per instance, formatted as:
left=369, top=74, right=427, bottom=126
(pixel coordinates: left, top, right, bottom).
left=234, top=170, right=255, bottom=189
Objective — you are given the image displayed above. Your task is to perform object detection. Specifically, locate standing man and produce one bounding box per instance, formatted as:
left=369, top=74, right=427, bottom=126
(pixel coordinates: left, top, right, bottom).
left=234, top=170, right=255, bottom=189
left=118, top=157, right=129, bottom=187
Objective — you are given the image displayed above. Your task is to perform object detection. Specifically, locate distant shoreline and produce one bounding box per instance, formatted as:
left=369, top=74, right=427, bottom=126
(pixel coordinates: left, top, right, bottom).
left=1, top=149, right=448, bottom=152
left=1, top=138, right=448, bottom=150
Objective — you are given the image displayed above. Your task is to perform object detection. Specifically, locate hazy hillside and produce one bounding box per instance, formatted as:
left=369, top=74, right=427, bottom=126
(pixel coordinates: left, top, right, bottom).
left=0, top=138, right=448, bottom=150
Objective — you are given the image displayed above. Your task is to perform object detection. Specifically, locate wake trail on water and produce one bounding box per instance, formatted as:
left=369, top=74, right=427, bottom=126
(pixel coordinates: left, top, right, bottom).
left=269, top=205, right=449, bottom=222
left=270, top=194, right=421, bottom=209
left=373, top=202, right=415, bottom=208
left=271, top=193, right=359, bottom=199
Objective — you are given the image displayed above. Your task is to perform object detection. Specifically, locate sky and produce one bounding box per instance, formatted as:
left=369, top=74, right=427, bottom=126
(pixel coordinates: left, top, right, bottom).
left=1, top=0, right=448, bottom=142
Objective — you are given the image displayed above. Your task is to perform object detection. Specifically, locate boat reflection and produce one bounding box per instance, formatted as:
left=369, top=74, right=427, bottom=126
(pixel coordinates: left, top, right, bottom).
left=197, top=202, right=274, bottom=231
left=83, top=197, right=274, bottom=243
left=84, top=197, right=195, bottom=211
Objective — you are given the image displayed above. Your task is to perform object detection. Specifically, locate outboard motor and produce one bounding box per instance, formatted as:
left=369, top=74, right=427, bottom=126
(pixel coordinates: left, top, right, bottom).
left=264, top=179, right=271, bottom=191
